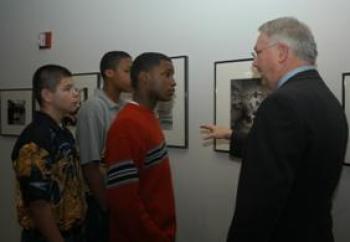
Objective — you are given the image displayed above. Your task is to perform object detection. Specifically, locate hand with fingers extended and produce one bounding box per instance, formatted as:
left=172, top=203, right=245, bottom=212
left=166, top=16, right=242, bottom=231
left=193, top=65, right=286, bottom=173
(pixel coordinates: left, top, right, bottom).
left=200, top=124, right=232, bottom=140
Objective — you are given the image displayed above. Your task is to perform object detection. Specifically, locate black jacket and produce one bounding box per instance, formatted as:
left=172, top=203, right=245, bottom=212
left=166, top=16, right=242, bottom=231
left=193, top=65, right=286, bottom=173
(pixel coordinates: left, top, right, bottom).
left=227, top=70, right=348, bottom=242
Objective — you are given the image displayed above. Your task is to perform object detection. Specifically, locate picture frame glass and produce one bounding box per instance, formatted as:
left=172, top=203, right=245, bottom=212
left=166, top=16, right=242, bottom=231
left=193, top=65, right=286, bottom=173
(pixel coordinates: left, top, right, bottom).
left=343, top=73, right=350, bottom=165
left=157, top=56, right=188, bottom=148
left=1, top=89, right=33, bottom=136
left=214, top=59, right=266, bottom=152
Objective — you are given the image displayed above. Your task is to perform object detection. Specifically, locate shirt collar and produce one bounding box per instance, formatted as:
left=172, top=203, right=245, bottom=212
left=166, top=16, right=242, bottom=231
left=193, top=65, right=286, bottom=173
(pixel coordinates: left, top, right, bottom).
left=128, top=101, right=155, bottom=115
left=95, top=89, right=125, bottom=110
left=277, top=65, right=316, bottom=88
left=34, top=111, right=62, bottom=131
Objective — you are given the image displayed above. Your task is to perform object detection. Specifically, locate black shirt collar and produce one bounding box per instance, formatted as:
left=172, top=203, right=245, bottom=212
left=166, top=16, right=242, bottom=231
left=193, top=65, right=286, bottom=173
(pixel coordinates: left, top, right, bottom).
left=33, top=111, right=63, bottom=132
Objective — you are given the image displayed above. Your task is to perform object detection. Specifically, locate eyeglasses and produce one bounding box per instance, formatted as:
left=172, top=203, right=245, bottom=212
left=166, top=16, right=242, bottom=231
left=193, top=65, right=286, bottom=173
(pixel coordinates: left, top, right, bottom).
left=251, top=43, right=278, bottom=58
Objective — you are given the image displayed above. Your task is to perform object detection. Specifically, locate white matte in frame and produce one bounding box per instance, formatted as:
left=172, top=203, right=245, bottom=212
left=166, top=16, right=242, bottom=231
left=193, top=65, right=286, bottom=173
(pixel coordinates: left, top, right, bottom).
left=215, top=59, right=260, bottom=152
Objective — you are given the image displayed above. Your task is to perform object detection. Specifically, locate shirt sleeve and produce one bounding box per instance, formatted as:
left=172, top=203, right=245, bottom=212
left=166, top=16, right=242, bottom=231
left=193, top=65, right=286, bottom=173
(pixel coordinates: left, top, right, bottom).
left=227, top=94, right=305, bottom=242
left=105, top=121, right=171, bottom=242
left=13, top=142, right=57, bottom=203
left=76, top=100, right=105, bottom=165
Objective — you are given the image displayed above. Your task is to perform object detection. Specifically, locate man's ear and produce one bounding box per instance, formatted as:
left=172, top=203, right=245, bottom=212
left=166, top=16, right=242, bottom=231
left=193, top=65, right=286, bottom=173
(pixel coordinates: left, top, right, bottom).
left=41, top=88, right=53, bottom=104
left=138, top=71, right=149, bottom=87
left=278, top=43, right=289, bottom=63
left=104, top=69, right=114, bottom=78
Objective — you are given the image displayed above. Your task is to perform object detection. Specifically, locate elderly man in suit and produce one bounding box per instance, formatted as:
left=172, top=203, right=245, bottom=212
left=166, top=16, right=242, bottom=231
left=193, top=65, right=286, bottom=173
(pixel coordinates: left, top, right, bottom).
left=202, top=17, right=348, bottom=242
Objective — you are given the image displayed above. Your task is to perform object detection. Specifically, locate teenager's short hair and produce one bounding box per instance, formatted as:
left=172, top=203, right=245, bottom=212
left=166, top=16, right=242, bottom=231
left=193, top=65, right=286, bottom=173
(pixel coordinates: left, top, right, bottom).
left=33, top=64, right=72, bottom=106
left=100, top=51, right=131, bottom=79
left=131, top=52, right=171, bottom=89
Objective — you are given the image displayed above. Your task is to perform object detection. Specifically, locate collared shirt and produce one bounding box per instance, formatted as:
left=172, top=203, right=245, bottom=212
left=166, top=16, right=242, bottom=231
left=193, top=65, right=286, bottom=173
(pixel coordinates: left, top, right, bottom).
left=11, top=111, right=87, bottom=231
left=277, top=65, right=316, bottom=88
left=76, top=89, right=126, bottom=165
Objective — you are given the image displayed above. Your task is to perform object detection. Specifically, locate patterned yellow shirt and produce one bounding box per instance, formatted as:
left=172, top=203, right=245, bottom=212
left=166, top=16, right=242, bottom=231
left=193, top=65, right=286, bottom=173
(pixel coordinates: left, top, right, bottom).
left=12, top=112, right=86, bottom=231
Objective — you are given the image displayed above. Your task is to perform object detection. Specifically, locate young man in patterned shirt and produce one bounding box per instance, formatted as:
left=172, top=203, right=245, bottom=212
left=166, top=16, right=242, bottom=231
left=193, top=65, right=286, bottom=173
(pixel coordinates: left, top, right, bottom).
left=12, top=64, right=87, bottom=242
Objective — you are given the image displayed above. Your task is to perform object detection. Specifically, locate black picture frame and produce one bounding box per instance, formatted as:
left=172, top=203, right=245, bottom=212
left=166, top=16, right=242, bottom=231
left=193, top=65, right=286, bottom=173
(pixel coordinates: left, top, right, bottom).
left=342, top=72, right=350, bottom=165
left=214, top=58, right=267, bottom=152
left=158, top=55, right=188, bottom=149
left=72, top=72, right=101, bottom=101
left=0, top=88, right=33, bottom=136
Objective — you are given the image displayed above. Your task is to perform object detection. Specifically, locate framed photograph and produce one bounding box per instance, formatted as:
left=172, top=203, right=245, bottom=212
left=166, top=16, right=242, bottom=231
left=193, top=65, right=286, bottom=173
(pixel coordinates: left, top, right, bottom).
left=214, top=58, right=268, bottom=152
left=73, top=72, right=101, bottom=102
left=156, top=55, right=188, bottom=148
left=342, top=72, right=350, bottom=165
left=0, top=88, right=33, bottom=136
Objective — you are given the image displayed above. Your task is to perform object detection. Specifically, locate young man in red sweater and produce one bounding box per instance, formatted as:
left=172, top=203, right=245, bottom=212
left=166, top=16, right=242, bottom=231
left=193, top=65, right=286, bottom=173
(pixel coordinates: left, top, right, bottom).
left=105, top=52, right=177, bottom=242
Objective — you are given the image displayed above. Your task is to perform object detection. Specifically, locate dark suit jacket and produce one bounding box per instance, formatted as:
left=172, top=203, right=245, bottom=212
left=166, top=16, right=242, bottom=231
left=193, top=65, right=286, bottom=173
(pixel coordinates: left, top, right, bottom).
left=227, top=70, right=348, bottom=242
left=229, top=129, right=248, bottom=158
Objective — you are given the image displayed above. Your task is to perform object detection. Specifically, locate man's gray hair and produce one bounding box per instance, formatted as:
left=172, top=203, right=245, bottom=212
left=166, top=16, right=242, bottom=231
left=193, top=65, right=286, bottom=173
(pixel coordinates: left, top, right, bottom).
left=259, top=17, right=318, bottom=64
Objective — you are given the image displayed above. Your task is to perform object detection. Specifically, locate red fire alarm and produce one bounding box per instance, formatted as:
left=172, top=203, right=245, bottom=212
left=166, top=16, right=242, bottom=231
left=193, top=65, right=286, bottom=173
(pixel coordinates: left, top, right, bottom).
left=39, top=32, right=52, bottom=49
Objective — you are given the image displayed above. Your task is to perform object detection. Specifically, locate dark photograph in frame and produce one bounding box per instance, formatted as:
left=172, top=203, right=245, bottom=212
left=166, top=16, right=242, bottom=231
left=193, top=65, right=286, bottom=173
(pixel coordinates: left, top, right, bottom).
left=214, top=58, right=263, bottom=152
left=1, top=88, right=33, bottom=136
left=230, top=78, right=268, bottom=137
left=8, top=99, right=26, bottom=125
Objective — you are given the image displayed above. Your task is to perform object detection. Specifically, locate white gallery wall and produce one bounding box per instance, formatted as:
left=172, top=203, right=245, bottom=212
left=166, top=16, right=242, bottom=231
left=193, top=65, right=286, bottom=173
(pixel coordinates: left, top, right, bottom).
left=1, top=0, right=350, bottom=241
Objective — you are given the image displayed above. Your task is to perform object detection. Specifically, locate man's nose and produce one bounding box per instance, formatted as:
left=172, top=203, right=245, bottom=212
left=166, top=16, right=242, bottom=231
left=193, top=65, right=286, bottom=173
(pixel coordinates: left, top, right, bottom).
left=171, top=77, right=176, bottom=87
left=252, top=58, right=258, bottom=68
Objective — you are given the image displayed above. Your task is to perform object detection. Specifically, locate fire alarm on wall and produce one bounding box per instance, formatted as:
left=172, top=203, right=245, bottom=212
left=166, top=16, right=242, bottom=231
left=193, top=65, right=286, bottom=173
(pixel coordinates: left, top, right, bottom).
left=38, top=32, right=52, bottom=49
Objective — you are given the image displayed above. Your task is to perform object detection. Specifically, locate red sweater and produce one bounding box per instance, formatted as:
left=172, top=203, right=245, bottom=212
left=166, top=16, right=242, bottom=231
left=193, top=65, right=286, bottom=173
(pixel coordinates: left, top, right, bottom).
left=105, top=103, right=176, bottom=242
